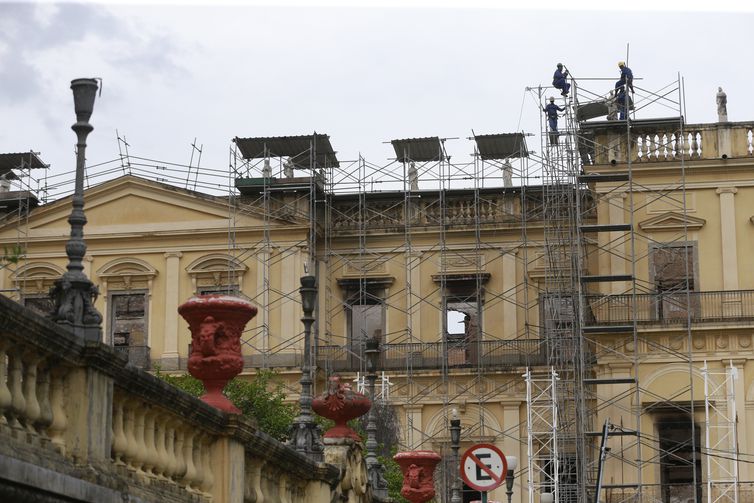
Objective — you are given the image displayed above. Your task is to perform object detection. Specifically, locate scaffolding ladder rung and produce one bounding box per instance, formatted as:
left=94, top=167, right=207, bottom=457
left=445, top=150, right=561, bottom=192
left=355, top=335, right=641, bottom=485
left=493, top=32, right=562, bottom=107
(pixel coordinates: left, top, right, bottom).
left=579, top=224, right=632, bottom=233
left=578, top=173, right=630, bottom=183
left=582, top=324, right=634, bottom=334
left=581, top=274, right=633, bottom=283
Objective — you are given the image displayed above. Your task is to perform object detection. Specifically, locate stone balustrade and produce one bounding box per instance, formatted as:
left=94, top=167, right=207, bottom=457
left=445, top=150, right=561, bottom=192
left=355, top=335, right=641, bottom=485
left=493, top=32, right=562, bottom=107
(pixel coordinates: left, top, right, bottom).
left=0, top=294, right=373, bottom=502
left=583, top=121, right=754, bottom=165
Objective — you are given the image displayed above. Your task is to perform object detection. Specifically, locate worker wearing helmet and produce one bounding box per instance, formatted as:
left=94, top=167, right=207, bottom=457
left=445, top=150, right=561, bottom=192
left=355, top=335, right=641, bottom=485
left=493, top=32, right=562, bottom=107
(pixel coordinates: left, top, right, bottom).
left=616, top=61, right=634, bottom=94
left=552, top=63, right=570, bottom=97
left=543, top=96, right=565, bottom=134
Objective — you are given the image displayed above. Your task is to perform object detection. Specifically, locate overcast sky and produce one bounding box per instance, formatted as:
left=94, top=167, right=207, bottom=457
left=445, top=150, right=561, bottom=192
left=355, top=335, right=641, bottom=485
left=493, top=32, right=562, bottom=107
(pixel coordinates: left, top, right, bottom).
left=1, top=1, right=752, bottom=196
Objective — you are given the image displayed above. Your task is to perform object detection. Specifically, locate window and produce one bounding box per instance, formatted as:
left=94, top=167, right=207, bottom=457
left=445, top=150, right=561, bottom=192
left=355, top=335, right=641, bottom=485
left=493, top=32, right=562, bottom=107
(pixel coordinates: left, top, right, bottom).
left=109, top=292, right=150, bottom=369
left=657, top=413, right=702, bottom=503
left=650, top=243, right=699, bottom=320
left=434, top=273, right=489, bottom=366
left=22, top=295, right=55, bottom=317
left=346, top=291, right=385, bottom=368
left=338, top=277, right=390, bottom=369
left=198, top=285, right=240, bottom=296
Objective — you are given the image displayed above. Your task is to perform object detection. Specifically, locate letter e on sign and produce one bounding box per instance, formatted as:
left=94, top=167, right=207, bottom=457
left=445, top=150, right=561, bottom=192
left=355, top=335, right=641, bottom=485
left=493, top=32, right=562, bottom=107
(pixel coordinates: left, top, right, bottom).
left=460, top=443, right=507, bottom=492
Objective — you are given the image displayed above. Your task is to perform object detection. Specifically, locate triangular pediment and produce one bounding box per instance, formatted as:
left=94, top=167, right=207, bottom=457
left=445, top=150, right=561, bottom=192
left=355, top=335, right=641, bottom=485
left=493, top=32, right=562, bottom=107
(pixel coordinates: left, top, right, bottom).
left=638, top=211, right=706, bottom=232
left=0, top=175, right=290, bottom=240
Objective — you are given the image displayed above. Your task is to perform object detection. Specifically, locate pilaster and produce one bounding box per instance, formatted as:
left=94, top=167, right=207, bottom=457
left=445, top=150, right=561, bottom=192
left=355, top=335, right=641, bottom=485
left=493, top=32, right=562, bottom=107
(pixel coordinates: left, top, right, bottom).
left=161, top=251, right=182, bottom=369
left=716, top=187, right=738, bottom=291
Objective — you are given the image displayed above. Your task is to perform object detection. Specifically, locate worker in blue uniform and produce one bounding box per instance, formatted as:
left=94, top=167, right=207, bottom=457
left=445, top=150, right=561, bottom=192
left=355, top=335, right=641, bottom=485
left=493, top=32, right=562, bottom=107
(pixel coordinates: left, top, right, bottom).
left=616, top=61, right=634, bottom=94
left=552, top=63, right=570, bottom=97
left=616, top=88, right=628, bottom=120
left=544, top=96, right=565, bottom=133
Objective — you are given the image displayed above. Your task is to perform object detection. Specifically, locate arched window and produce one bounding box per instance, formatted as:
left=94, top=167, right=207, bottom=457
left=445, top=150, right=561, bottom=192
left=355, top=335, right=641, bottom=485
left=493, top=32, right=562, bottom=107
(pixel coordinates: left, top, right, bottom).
left=11, top=262, right=65, bottom=316
left=185, top=254, right=247, bottom=296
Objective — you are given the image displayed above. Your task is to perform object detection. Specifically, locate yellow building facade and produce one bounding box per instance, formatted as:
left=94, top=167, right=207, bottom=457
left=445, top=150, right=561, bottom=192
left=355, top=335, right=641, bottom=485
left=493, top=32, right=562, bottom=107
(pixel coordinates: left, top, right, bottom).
left=2, top=117, right=754, bottom=502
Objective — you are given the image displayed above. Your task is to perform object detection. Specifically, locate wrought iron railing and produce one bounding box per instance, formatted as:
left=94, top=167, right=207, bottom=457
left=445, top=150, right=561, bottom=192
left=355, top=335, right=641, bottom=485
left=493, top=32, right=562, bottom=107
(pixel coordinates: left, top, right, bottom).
left=316, top=339, right=546, bottom=372
left=585, top=290, right=754, bottom=325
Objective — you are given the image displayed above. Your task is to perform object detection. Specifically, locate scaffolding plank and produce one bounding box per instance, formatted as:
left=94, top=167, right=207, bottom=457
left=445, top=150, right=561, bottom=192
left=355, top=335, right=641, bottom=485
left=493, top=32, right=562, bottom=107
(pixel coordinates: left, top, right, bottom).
left=582, top=325, right=633, bottom=334
left=579, top=224, right=632, bottom=233
left=578, top=173, right=630, bottom=183
left=580, top=275, right=633, bottom=283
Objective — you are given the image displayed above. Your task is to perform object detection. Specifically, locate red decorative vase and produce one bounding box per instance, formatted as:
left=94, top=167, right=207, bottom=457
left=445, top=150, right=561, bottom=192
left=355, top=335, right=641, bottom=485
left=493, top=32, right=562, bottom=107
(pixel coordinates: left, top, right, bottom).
left=178, top=295, right=257, bottom=414
left=393, top=450, right=442, bottom=503
left=312, top=375, right=371, bottom=441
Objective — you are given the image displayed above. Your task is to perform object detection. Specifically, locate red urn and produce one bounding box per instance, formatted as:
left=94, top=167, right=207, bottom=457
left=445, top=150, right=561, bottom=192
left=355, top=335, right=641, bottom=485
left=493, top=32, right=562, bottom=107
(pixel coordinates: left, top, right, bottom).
left=178, top=295, right=257, bottom=414
left=393, top=450, right=442, bottom=503
left=312, top=375, right=371, bottom=441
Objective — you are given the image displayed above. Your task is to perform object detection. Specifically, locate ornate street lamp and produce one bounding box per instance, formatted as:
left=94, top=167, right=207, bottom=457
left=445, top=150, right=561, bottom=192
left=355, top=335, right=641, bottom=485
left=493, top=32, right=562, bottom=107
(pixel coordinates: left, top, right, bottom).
left=287, top=275, right=324, bottom=461
left=365, top=334, right=389, bottom=500
left=50, top=78, right=103, bottom=341
left=449, top=408, right=462, bottom=503
left=505, top=455, right=518, bottom=503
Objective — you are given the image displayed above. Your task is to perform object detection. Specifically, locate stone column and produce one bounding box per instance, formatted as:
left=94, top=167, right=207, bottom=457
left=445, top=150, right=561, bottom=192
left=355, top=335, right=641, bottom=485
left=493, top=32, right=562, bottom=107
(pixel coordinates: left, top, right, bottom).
left=161, top=252, right=182, bottom=370
left=502, top=252, right=517, bottom=338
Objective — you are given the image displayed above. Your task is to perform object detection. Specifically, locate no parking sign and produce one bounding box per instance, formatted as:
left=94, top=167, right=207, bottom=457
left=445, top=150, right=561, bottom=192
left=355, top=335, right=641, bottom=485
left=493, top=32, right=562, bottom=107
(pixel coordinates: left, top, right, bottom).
left=460, top=443, right=507, bottom=492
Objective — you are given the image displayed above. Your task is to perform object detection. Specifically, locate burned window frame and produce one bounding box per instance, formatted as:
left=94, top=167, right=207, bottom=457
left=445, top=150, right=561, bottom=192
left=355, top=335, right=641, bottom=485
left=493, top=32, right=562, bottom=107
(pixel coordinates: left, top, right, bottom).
left=338, top=277, right=391, bottom=368
left=649, top=242, right=700, bottom=321
left=107, top=290, right=149, bottom=348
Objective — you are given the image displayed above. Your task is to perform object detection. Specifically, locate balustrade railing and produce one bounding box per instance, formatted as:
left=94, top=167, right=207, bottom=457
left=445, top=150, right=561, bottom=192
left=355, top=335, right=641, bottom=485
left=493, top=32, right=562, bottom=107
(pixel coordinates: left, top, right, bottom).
left=0, top=295, right=350, bottom=502
left=585, top=289, right=754, bottom=325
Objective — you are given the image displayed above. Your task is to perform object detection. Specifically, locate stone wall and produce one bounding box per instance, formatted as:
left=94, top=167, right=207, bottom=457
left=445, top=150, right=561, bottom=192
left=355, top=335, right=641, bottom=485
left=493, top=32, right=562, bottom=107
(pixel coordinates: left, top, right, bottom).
left=0, top=294, right=373, bottom=502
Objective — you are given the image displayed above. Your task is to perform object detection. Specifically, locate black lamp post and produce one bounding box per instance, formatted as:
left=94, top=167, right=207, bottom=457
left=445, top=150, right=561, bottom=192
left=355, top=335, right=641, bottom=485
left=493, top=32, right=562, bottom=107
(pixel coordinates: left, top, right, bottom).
left=450, top=408, right=462, bottom=503
left=365, top=334, right=389, bottom=500
left=505, top=455, right=518, bottom=503
left=50, top=78, right=103, bottom=341
left=288, top=275, right=323, bottom=461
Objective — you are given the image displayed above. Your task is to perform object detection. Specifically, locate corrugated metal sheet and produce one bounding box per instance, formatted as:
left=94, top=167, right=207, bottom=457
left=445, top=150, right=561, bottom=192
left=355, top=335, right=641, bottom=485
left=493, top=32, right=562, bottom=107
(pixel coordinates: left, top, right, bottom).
left=233, top=134, right=339, bottom=168
left=0, top=152, right=48, bottom=173
left=473, top=133, right=528, bottom=160
left=575, top=101, right=609, bottom=122
left=390, top=137, right=444, bottom=163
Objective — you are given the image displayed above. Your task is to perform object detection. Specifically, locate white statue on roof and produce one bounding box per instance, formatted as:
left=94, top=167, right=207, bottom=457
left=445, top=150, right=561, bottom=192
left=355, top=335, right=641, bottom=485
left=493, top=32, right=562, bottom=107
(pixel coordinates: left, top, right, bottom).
left=717, top=87, right=728, bottom=122
left=262, top=158, right=272, bottom=178
left=408, top=161, right=419, bottom=191
left=502, top=160, right=513, bottom=187
left=283, top=158, right=294, bottom=178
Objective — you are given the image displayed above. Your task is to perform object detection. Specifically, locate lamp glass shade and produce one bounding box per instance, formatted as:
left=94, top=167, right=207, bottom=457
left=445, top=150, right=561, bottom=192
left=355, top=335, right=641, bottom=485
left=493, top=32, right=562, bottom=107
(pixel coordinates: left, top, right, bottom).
left=540, top=493, right=554, bottom=503
left=70, top=78, right=98, bottom=123
left=299, top=275, right=317, bottom=313
left=506, top=455, right=518, bottom=472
